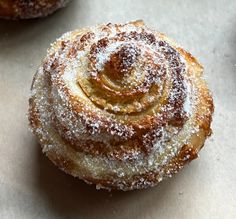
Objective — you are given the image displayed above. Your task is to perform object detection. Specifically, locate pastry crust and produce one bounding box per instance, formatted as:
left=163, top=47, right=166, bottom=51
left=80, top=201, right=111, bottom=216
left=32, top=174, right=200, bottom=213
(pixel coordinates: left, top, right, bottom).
left=29, top=21, right=214, bottom=190
left=0, top=0, right=70, bottom=19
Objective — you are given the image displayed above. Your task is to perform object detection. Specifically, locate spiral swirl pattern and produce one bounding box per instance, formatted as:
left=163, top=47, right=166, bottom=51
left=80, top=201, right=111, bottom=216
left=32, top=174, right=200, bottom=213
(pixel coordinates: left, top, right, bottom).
left=29, top=21, right=213, bottom=190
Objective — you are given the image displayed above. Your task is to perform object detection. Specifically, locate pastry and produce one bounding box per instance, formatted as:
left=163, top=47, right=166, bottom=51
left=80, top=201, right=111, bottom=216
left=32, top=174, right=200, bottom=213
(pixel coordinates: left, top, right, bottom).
left=0, top=0, right=70, bottom=19
left=29, top=21, right=214, bottom=190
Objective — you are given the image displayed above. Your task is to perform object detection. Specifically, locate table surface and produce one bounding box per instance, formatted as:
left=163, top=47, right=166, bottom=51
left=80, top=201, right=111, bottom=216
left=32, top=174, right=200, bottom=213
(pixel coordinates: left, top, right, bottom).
left=0, top=1, right=236, bottom=218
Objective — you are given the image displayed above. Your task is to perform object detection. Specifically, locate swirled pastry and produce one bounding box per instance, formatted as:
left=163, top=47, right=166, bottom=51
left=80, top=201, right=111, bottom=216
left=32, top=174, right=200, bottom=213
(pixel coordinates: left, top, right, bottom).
left=0, top=0, right=70, bottom=19
left=29, top=21, right=214, bottom=190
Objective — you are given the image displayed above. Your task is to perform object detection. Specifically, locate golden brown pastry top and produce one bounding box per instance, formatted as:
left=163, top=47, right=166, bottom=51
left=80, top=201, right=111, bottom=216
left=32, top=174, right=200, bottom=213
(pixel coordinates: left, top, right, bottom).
left=29, top=21, right=213, bottom=190
left=39, top=21, right=208, bottom=157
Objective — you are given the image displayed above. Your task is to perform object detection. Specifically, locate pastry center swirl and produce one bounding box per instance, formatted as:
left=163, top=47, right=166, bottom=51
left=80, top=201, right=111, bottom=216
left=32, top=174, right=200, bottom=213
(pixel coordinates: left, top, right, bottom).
left=49, top=23, right=189, bottom=157
left=75, top=26, right=186, bottom=127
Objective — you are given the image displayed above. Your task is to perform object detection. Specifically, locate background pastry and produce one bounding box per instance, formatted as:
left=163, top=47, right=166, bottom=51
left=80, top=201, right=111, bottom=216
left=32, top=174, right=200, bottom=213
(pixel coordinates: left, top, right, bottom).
left=0, top=0, right=70, bottom=19
left=29, top=21, right=214, bottom=190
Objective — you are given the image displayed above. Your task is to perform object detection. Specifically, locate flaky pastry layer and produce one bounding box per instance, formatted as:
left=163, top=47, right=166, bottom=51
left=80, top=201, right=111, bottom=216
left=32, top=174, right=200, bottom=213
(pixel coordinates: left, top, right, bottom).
left=29, top=21, right=213, bottom=190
